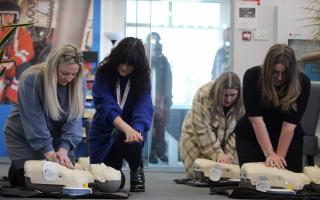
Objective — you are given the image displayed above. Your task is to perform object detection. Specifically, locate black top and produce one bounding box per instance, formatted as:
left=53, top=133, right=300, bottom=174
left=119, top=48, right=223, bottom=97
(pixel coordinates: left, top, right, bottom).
left=235, top=66, right=310, bottom=141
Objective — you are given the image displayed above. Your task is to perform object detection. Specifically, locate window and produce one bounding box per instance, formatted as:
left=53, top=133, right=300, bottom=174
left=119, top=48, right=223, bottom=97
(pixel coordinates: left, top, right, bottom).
left=125, top=0, right=231, bottom=167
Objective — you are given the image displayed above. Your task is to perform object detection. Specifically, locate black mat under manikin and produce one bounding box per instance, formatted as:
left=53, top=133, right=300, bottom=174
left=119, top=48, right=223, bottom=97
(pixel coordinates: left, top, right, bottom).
left=174, top=177, right=210, bottom=187
left=0, top=185, right=129, bottom=199
left=0, top=177, right=129, bottom=199
left=174, top=177, right=239, bottom=188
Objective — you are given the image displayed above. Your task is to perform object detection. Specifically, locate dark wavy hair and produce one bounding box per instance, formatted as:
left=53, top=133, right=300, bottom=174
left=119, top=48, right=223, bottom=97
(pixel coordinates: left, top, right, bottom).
left=97, top=37, right=151, bottom=98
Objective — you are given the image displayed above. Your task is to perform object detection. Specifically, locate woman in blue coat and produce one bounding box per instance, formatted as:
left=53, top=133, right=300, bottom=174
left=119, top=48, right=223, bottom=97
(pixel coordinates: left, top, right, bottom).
left=89, top=37, right=154, bottom=192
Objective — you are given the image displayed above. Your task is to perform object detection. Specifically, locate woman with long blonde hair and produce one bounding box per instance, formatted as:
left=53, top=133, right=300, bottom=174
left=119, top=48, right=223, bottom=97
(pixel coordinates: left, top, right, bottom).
left=179, top=72, right=244, bottom=177
left=4, top=44, right=84, bottom=186
left=235, top=44, right=310, bottom=172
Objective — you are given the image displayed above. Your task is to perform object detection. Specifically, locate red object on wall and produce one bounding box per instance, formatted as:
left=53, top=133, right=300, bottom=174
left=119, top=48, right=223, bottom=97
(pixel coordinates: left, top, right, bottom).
left=241, top=0, right=260, bottom=6
left=242, top=31, right=252, bottom=41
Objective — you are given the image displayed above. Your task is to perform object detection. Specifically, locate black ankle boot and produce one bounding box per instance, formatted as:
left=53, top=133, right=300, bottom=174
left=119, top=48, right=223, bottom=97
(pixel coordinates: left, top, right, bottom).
left=155, top=141, right=168, bottom=162
left=157, top=152, right=168, bottom=162
left=130, top=166, right=145, bottom=192
left=149, top=152, right=158, bottom=164
left=8, top=164, right=25, bottom=187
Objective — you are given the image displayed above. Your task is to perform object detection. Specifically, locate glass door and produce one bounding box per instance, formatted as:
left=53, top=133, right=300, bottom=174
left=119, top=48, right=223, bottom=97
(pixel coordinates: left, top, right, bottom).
left=125, top=0, right=231, bottom=168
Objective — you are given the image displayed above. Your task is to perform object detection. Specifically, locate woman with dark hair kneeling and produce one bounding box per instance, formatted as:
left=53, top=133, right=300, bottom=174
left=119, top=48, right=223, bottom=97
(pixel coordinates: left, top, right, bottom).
left=89, top=37, right=154, bottom=192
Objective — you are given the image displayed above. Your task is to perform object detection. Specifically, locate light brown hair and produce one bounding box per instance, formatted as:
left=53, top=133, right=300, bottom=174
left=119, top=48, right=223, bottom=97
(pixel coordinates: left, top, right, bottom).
left=210, top=71, right=243, bottom=116
left=259, top=44, right=301, bottom=112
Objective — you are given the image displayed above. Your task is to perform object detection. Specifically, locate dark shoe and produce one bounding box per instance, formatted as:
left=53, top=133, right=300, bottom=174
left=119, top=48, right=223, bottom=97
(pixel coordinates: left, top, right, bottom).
left=149, top=152, right=158, bottom=164
left=130, top=167, right=145, bottom=192
left=8, top=164, right=25, bottom=187
left=157, top=152, right=168, bottom=162
left=156, top=142, right=168, bottom=162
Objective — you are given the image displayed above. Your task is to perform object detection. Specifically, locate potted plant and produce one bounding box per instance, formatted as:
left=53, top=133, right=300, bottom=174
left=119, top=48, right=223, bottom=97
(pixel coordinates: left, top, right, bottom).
left=304, top=0, right=320, bottom=40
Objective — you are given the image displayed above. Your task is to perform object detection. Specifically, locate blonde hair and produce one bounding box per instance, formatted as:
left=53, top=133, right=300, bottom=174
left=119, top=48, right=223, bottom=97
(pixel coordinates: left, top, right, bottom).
left=20, top=44, right=84, bottom=121
left=260, top=44, right=301, bottom=112
left=210, top=71, right=243, bottom=115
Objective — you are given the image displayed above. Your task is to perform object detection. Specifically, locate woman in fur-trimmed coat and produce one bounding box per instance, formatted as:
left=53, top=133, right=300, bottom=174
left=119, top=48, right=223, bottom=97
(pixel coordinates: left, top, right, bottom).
left=179, top=72, right=244, bottom=177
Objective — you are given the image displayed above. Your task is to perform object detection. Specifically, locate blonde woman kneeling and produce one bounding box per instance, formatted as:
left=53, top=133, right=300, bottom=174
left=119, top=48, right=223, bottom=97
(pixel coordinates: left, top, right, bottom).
left=4, top=44, right=84, bottom=186
left=179, top=72, right=244, bottom=177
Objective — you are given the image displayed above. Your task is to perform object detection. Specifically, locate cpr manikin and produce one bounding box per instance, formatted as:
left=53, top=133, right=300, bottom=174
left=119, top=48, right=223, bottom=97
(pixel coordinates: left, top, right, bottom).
left=24, top=160, right=94, bottom=192
left=24, top=158, right=124, bottom=193
left=76, top=157, right=123, bottom=192
left=193, top=158, right=240, bottom=182
left=90, top=163, right=123, bottom=192
left=75, top=157, right=90, bottom=170
left=303, top=165, right=320, bottom=184
left=240, top=163, right=310, bottom=191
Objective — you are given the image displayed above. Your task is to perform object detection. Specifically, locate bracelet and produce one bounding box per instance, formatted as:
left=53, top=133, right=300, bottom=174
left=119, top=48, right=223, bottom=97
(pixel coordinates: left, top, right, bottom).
left=263, top=148, right=275, bottom=157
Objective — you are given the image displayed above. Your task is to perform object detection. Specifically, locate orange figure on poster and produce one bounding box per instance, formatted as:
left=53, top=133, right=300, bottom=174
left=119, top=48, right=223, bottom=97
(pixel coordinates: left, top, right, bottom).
left=0, top=1, right=34, bottom=104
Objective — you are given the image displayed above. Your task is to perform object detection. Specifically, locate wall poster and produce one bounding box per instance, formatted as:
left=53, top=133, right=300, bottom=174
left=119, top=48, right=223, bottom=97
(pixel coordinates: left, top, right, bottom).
left=0, top=0, right=94, bottom=104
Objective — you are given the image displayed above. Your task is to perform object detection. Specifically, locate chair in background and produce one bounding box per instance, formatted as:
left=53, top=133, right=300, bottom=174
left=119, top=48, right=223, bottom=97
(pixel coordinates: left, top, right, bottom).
left=300, top=81, right=320, bottom=166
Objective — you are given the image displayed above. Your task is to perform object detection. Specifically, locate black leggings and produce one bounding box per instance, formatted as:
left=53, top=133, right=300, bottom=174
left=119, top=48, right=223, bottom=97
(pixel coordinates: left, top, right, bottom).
left=235, top=135, right=303, bottom=172
left=103, top=132, right=143, bottom=171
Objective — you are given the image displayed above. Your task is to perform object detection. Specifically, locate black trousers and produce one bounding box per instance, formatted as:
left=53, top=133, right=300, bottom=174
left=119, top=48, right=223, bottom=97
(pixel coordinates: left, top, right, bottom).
left=150, top=108, right=170, bottom=153
left=103, top=132, right=143, bottom=171
left=235, top=135, right=303, bottom=172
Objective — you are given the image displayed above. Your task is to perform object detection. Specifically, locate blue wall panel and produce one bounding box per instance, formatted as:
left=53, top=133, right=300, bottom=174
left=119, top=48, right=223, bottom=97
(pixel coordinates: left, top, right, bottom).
left=305, top=62, right=320, bottom=81
left=0, top=105, right=13, bottom=156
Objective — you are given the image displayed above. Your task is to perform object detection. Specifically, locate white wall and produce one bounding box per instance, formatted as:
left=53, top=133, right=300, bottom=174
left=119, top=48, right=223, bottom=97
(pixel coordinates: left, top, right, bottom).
left=53, top=0, right=91, bottom=49
left=232, top=0, right=314, bottom=80
left=99, top=0, right=314, bottom=78
left=100, top=0, right=126, bottom=61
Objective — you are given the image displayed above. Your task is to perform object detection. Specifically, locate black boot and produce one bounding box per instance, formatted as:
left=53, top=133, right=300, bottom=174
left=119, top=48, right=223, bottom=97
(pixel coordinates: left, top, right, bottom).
left=130, top=166, right=145, bottom=192
left=157, top=152, right=168, bottom=162
left=156, top=142, right=168, bottom=162
left=8, top=164, right=25, bottom=187
left=149, top=152, right=158, bottom=164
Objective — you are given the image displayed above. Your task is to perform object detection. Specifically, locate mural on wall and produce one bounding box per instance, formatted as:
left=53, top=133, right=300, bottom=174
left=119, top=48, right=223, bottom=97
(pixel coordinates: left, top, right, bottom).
left=0, top=0, right=93, bottom=104
left=0, top=22, right=33, bottom=103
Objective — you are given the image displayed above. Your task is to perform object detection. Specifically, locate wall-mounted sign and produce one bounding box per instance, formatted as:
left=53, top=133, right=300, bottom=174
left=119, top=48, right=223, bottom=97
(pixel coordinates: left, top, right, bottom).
left=238, top=1, right=258, bottom=30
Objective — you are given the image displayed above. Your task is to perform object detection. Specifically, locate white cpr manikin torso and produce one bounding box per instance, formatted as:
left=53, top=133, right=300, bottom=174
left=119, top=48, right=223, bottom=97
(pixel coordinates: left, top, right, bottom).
left=193, top=158, right=240, bottom=181
left=24, top=160, right=94, bottom=188
left=240, top=162, right=310, bottom=190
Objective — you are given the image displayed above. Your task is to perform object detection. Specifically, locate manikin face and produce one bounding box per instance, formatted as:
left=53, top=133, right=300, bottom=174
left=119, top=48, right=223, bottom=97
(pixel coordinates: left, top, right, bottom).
left=273, top=63, right=286, bottom=87
left=118, top=63, right=134, bottom=77
left=0, top=13, right=15, bottom=26
left=57, top=63, right=79, bottom=86
left=223, top=88, right=238, bottom=107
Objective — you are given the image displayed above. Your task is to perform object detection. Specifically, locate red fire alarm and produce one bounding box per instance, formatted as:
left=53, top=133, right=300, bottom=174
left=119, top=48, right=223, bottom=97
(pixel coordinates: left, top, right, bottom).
left=242, top=31, right=251, bottom=41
